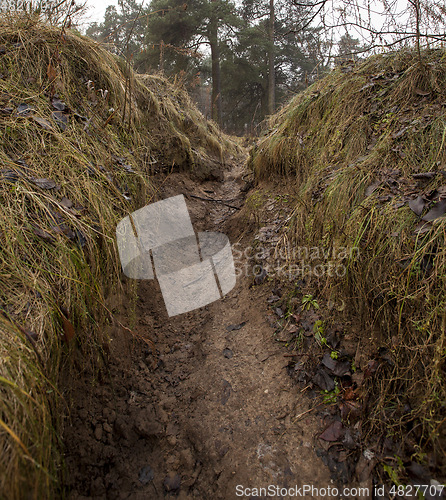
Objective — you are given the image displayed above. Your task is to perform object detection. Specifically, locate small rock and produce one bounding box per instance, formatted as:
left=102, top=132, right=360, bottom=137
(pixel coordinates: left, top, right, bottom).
left=275, top=307, right=284, bottom=318
left=103, top=422, right=113, bottom=434
left=94, top=424, right=103, bottom=441
left=223, top=348, right=233, bottom=359
left=139, top=466, right=154, bottom=485
left=221, top=380, right=232, bottom=405
left=225, top=322, right=246, bottom=332
left=167, top=435, right=177, bottom=446
left=164, top=473, right=181, bottom=492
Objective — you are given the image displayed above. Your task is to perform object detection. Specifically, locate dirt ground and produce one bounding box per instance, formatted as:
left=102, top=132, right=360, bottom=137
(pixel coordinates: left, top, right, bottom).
left=63, top=158, right=372, bottom=500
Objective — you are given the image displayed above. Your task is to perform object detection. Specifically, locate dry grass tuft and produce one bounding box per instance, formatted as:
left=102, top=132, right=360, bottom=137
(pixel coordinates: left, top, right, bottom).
left=250, top=48, right=446, bottom=472
left=0, top=14, right=237, bottom=498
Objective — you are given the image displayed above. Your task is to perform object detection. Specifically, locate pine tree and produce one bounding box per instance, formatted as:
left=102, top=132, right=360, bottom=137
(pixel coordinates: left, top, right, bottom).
left=86, top=0, right=148, bottom=58
left=219, top=0, right=325, bottom=133
left=144, top=0, right=240, bottom=124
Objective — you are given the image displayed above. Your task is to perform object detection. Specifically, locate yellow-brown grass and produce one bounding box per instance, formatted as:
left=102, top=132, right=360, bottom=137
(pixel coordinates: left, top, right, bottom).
left=0, top=14, right=238, bottom=499
left=250, top=48, right=446, bottom=471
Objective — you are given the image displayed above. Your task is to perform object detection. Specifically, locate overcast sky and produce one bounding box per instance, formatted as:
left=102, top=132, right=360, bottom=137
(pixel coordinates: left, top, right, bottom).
left=84, top=0, right=119, bottom=24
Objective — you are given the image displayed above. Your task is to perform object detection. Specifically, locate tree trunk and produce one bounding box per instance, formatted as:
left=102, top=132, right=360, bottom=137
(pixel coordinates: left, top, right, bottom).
left=410, top=0, right=423, bottom=67
left=210, top=40, right=222, bottom=124
left=210, top=1, right=222, bottom=124
left=268, top=0, right=275, bottom=115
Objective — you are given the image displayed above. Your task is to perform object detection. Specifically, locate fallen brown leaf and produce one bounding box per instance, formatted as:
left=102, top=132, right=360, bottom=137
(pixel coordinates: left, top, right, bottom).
left=319, top=421, right=345, bottom=442
left=32, top=116, right=54, bottom=131
left=422, top=199, right=446, bottom=221
left=408, top=195, right=425, bottom=216
left=61, top=315, right=75, bottom=344
left=47, top=62, right=57, bottom=82
left=31, top=177, right=58, bottom=189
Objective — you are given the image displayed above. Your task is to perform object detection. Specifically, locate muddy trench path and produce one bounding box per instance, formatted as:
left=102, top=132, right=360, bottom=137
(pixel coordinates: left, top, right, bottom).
left=65, top=158, right=335, bottom=500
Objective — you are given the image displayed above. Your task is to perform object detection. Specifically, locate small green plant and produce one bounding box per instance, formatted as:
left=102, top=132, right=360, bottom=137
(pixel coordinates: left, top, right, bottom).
left=275, top=194, right=289, bottom=202
left=302, top=294, right=319, bottom=310
left=292, top=331, right=304, bottom=350
left=284, top=300, right=294, bottom=319
left=321, top=385, right=340, bottom=404
left=246, top=191, right=264, bottom=210
left=246, top=191, right=265, bottom=224
left=313, top=320, right=328, bottom=346
left=409, top=260, right=422, bottom=278
left=383, top=462, right=401, bottom=486
left=330, top=351, right=339, bottom=360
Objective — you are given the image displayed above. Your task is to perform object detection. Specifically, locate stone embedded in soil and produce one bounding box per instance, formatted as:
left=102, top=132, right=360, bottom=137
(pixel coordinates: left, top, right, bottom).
left=134, top=407, right=164, bottom=438
left=225, top=322, right=246, bottom=332
left=221, top=379, right=232, bottom=405
left=103, top=422, right=112, bottom=434
left=275, top=307, right=284, bottom=317
left=94, top=424, right=102, bottom=441
left=223, top=347, right=233, bottom=358
left=164, top=473, right=181, bottom=492
left=138, top=465, right=155, bottom=485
